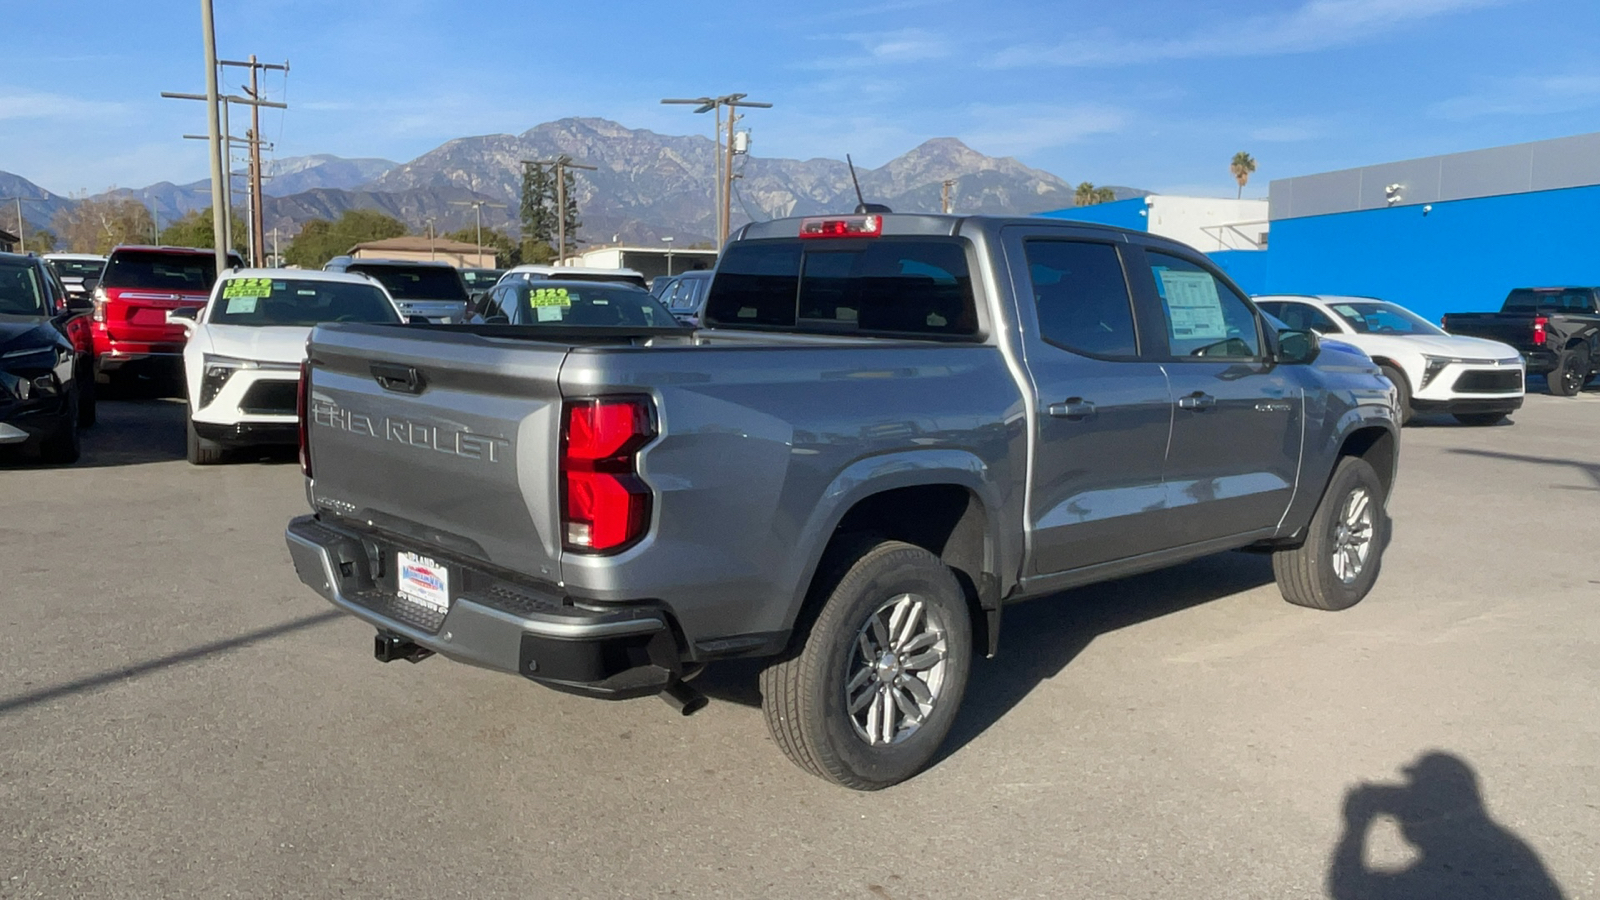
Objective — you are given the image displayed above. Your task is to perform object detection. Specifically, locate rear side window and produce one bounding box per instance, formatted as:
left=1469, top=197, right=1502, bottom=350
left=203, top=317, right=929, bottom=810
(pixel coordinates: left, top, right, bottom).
left=103, top=251, right=228, bottom=291
left=706, top=239, right=977, bottom=337
left=1025, top=240, right=1138, bottom=357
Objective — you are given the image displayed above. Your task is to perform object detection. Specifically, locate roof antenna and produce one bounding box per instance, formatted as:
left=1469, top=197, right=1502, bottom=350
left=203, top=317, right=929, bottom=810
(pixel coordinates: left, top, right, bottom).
left=846, top=154, right=892, bottom=215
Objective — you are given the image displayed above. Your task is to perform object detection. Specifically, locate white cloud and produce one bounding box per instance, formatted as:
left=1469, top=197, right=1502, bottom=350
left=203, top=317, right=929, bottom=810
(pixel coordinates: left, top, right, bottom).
left=1249, top=121, right=1326, bottom=142
left=0, top=88, right=129, bottom=122
left=1429, top=73, right=1600, bottom=119
left=991, top=0, right=1508, bottom=68
left=798, top=27, right=954, bottom=69
left=959, top=104, right=1127, bottom=155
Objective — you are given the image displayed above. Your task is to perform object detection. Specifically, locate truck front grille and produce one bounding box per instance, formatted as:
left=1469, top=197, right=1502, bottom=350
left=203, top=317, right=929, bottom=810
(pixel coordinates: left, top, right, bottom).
left=1453, top=370, right=1523, bottom=393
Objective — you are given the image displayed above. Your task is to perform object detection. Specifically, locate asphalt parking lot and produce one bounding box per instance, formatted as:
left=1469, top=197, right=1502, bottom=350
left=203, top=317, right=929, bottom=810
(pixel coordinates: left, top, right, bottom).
left=1, top=392, right=1596, bottom=899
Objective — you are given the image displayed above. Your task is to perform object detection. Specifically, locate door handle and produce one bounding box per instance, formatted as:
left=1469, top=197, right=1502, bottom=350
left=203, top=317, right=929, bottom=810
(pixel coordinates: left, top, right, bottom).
left=1048, top=398, right=1097, bottom=420
left=1177, top=391, right=1216, bottom=410
left=370, top=362, right=426, bottom=395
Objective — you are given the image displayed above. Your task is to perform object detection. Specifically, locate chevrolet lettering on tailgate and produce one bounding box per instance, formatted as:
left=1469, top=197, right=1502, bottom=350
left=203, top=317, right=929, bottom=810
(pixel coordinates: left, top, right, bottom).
left=311, top=397, right=509, bottom=462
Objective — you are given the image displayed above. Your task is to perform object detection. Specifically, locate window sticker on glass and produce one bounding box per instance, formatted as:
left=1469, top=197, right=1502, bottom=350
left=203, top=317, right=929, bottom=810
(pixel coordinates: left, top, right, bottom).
left=1154, top=268, right=1227, bottom=340
left=225, top=296, right=258, bottom=315
left=530, top=287, right=571, bottom=307
left=222, top=277, right=273, bottom=299
left=535, top=304, right=564, bottom=322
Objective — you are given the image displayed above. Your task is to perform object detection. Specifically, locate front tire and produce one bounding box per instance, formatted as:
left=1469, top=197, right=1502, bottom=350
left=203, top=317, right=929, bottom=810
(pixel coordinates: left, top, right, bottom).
left=77, top=363, right=97, bottom=428
left=1548, top=345, right=1590, bottom=397
left=186, top=411, right=226, bottom=465
left=39, top=394, right=82, bottom=465
left=1379, top=365, right=1413, bottom=425
left=760, top=540, right=972, bottom=790
left=1273, top=457, right=1387, bottom=611
left=1452, top=412, right=1506, bottom=426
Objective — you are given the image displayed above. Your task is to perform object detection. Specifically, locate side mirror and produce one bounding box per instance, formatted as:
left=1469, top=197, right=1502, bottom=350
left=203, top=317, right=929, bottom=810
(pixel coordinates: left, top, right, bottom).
left=1274, top=328, right=1321, bottom=366
left=484, top=314, right=510, bottom=325
left=66, top=296, right=95, bottom=313
left=167, top=306, right=200, bottom=332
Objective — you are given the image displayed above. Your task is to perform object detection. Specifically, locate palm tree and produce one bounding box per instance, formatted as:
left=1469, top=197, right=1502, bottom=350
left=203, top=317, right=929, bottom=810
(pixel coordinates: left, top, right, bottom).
left=1094, top=186, right=1116, bottom=204
left=1074, top=182, right=1096, bottom=207
left=1230, top=151, right=1257, bottom=199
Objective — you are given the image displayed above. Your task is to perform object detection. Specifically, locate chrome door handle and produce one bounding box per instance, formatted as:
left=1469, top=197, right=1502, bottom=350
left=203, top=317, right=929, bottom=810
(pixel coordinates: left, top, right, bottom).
left=1048, top=398, right=1096, bottom=420
left=1178, top=392, right=1216, bottom=410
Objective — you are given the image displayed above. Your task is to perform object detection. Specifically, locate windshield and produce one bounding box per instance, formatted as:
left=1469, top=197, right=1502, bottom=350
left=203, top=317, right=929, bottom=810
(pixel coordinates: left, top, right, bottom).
left=1503, top=288, right=1595, bottom=312
left=103, top=250, right=234, bottom=291
left=47, top=259, right=105, bottom=279
left=0, top=262, right=47, bottom=316
left=209, top=277, right=401, bottom=327
left=1326, top=301, right=1445, bottom=336
left=347, top=264, right=468, bottom=301
left=505, top=283, right=679, bottom=328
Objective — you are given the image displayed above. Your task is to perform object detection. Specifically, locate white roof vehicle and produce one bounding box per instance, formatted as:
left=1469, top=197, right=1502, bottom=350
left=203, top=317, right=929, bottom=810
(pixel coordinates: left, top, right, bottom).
left=496, top=264, right=647, bottom=290
left=1254, top=294, right=1525, bottom=426
left=171, top=268, right=405, bottom=464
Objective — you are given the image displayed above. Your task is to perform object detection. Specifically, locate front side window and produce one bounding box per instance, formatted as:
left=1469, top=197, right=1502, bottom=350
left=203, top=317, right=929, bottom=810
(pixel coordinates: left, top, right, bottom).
left=1025, top=240, right=1138, bottom=358
left=209, top=278, right=401, bottom=327
left=1256, top=301, right=1342, bottom=335
left=1145, top=252, right=1260, bottom=359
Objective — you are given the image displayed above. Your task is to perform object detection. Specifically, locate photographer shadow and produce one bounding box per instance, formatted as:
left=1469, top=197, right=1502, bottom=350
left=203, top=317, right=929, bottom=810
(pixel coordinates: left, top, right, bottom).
left=1329, top=751, right=1566, bottom=899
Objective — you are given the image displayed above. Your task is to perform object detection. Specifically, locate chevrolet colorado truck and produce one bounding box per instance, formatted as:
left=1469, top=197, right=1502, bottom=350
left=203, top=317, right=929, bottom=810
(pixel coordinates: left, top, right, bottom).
left=286, top=213, right=1400, bottom=789
left=1443, top=287, right=1600, bottom=396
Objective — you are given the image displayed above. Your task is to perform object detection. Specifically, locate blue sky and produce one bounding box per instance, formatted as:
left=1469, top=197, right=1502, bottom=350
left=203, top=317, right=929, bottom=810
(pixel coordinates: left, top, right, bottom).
left=3, top=0, right=1596, bottom=198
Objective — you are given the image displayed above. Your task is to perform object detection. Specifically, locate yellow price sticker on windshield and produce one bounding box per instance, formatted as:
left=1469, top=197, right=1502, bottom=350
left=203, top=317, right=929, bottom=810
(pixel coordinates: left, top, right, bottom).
left=222, top=277, right=273, bottom=299
left=529, top=288, right=572, bottom=308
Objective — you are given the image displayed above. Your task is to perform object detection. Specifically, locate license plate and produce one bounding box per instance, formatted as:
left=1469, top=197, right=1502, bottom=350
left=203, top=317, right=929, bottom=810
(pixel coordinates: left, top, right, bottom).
left=397, top=552, right=450, bottom=613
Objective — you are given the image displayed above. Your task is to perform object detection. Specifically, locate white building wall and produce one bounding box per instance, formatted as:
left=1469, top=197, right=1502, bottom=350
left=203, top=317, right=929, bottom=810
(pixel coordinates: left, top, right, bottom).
left=1144, top=197, right=1270, bottom=251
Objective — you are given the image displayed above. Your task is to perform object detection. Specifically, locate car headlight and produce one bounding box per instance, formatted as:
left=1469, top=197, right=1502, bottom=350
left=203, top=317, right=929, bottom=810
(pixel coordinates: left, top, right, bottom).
left=199, top=354, right=258, bottom=409
left=0, top=346, right=58, bottom=367
left=1419, top=355, right=1454, bottom=389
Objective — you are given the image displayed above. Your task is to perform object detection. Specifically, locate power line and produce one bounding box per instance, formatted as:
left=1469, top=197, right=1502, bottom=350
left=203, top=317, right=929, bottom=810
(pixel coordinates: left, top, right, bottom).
left=660, top=93, right=771, bottom=247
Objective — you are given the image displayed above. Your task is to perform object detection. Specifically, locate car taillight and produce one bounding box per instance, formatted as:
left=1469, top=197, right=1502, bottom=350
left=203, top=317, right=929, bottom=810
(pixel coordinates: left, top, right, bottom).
left=297, top=359, right=312, bottom=478
left=799, top=215, right=882, bottom=238
left=1532, top=316, right=1547, bottom=346
left=1439, top=315, right=1449, bottom=331
left=91, top=286, right=107, bottom=323
left=561, top=397, right=655, bottom=553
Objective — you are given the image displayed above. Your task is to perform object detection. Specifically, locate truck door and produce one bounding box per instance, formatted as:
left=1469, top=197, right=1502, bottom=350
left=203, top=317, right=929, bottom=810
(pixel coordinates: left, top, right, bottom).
left=1004, top=230, right=1174, bottom=575
left=1130, top=247, right=1302, bottom=542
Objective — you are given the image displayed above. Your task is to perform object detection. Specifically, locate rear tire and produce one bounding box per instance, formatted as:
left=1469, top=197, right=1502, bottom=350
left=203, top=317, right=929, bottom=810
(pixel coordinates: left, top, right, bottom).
left=186, top=411, right=226, bottom=465
left=1273, top=457, right=1387, bottom=611
left=1379, top=365, right=1413, bottom=425
left=77, top=363, right=97, bottom=428
left=760, top=540, right=972, bottom=790
left=1548, top=346, right=1590, bottom=397
left=1452, top=412, right=1506, bottom=426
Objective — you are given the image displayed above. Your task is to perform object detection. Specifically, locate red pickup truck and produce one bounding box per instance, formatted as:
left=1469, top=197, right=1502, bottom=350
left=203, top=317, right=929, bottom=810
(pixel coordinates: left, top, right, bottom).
left=91, top=246, right=241, bottom=384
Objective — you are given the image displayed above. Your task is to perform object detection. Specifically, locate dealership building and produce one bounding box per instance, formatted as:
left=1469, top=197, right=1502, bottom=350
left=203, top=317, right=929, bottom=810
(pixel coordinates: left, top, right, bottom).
left=1042, top=131, right=1600, bottom=323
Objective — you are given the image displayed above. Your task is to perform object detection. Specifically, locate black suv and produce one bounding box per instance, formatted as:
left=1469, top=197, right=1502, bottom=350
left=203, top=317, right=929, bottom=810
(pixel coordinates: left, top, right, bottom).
left=0, top=253, right=95, bottom=464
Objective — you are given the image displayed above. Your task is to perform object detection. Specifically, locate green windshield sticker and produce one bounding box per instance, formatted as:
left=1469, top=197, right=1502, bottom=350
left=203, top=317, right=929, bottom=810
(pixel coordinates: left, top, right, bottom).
left=529, top=288, right=572, bottom=308
left=222, top=277, right=273, bottom=299
left=225, top=296, right=258, bottom=315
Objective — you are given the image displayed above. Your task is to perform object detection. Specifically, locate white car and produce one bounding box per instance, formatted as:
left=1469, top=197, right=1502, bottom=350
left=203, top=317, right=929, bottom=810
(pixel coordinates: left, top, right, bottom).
left=172, top=269, right=405, bottom=464
left=1254, top=294, right=1524, bottom=426
left=496, top=264, right=648, bottom=290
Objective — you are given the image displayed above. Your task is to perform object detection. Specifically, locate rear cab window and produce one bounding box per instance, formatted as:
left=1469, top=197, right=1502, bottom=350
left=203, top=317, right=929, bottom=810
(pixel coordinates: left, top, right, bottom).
left=705, top=239, right=978, bottom=338
left=1502, top=288, right=1599, bottom=313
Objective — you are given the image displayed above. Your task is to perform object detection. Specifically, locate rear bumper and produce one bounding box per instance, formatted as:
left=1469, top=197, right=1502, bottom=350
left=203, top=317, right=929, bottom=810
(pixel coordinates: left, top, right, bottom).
left=284, top=515, right=683, bottom=699
left=1519, top=349, right=1559, bottom=374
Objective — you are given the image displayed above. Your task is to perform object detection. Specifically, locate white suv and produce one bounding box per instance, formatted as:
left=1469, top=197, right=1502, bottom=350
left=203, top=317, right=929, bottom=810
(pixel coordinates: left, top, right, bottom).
left=172, top=269, right=404, bottom=464
left=1255, top=294, right=1524, bottom=426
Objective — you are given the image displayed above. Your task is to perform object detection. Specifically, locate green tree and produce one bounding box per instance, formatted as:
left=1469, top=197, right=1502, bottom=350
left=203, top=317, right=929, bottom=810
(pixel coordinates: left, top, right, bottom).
left=157, top=208, right=247, bottom=253
left=51, top=195, right=156, bottom=254
left=519, top=239, right=556, bottom=265
left=1074, top=182, right=1116, bottom=207
left=1230, top=151, right=1257, bottom=199
left=444, top=226, right=520, bottom=267
left=520, top=161, right=555, bottom=247
left=283, top=210, right=407, bottom=269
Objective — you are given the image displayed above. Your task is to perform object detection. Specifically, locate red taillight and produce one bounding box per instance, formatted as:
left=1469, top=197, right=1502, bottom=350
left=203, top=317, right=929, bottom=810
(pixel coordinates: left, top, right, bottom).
left=561, top=397, right=655, bottom=553
left=799, top=215, right=883, bottom=238
left=1532, top=316, right=1548, bottom=346
left=297, top=359, right=312, bottom=477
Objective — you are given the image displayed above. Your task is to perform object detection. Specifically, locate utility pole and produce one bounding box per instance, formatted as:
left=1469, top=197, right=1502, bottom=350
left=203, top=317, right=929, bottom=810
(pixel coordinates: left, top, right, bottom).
left=198, top=0, right=225, bottom=272
left=450, top=199, right=506, bottom=266
left=227, top=55, right=289, bottom=266
left=661, top=94, right=771, bottom=247
left=525, top=157, right=596, bottom=265
left=942, top=179, right=955, bottom=214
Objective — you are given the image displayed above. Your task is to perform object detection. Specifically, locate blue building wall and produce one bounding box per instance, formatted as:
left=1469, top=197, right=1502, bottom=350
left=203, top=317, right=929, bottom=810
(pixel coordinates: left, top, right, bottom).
left=1209, top=184, right=1600, bottom=323
left=1038, top=198, right=1149, bottom=231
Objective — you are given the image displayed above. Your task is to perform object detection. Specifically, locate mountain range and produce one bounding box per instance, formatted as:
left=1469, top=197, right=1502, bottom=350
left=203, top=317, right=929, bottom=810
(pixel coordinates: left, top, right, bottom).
left=3, top=118, right=1149, bottom=248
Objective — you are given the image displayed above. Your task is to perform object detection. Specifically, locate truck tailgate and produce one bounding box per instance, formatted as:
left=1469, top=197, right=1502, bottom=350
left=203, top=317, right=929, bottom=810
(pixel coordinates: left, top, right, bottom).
left=304, top=324, right=570, bottom=582
left=1443, top=312, right=1533, bottom=346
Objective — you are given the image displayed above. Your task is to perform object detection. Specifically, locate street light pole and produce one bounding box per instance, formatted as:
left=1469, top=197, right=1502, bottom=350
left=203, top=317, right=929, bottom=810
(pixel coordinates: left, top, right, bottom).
left=662, top=235, right=674, bottom=276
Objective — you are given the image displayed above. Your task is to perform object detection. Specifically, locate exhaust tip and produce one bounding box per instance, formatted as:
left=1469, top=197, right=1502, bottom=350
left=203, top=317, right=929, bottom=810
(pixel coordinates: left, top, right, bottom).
left=660, top=680, right=708, bottom=716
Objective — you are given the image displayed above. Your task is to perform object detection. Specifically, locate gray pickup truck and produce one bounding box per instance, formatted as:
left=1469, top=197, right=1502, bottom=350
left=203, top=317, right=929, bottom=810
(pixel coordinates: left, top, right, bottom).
left=286, top=213, right=1400, bottom=789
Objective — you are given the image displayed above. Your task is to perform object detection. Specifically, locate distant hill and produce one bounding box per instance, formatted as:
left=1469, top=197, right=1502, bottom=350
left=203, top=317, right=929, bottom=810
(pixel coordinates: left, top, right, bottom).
left=0, top=172, right=74, bottom=230
left=263, top=154, right=396, bottom=196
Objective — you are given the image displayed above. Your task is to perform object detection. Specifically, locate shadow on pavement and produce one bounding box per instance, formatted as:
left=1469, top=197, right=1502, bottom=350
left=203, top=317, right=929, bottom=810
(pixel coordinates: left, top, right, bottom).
left=695, top=552, right=1279, bottom=758
left=1328, top=750, right=1567, bottom=899
left=1447, top=447, right=1600, bottom=492
left=0, top=610, right=343, bottom=716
